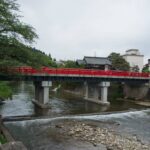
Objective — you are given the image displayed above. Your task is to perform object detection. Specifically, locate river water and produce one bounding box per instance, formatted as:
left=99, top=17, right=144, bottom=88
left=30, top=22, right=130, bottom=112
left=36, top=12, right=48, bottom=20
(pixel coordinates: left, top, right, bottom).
left=0, top=82, right=150, bottom=149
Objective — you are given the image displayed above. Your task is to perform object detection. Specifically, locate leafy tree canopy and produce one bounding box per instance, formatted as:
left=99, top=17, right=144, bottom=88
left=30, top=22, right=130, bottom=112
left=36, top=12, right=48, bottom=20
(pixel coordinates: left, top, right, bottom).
left=142, top=64, right=150, bottom=73
left=64, top=60, right=84, bottom=68
left=0, top=46, right=57, bottom=68
left=0, top=0, right=38, bottom=44
left=108, top=52, right=130, bottom=71
left=0, top=0, right=57, bottom=68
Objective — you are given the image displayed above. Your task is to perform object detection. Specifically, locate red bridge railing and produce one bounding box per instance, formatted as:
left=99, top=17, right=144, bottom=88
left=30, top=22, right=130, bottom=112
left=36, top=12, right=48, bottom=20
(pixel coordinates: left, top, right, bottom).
left=11, top=66, right=150, bottom=78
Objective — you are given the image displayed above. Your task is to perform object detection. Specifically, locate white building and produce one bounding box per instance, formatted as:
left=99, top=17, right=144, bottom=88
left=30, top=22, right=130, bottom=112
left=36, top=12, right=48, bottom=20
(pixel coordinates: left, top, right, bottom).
left=122, top=49, right=144, bottom=72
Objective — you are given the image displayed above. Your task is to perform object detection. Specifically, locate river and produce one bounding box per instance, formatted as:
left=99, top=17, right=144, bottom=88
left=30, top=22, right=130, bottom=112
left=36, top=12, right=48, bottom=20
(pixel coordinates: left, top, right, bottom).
left=0, top=82, right=150, bottom=149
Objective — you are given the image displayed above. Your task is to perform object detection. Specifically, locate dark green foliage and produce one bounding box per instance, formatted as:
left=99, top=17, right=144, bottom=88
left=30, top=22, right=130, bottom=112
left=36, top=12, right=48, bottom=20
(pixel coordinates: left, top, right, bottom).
left=25, top=48, right=57, bottom=68
left=0, top=0, right=38, bottom=44
left=64, top=60, right=84, bottom=68
left=0, top=134, right=7, bottom=144
left=0, top=45, right=57, bottom=68
left=64, top=60, right=79, bottom=68
left=108, top=52, right=130, bottom=71
left=142, top=64, right=150, bottom=73
left=0, top=81, right=12, bottom=99
left=108, top=82, right=124, bottom=100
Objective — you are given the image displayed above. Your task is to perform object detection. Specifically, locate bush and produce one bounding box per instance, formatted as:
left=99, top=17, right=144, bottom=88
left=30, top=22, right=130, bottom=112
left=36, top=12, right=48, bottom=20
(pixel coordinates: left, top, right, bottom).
left=0, top=82, right=12, bottom=100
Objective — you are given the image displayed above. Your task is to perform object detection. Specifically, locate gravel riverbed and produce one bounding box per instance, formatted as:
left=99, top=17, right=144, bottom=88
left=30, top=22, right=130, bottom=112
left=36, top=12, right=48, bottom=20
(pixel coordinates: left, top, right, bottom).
left=53, top=120, right=150, bottom=150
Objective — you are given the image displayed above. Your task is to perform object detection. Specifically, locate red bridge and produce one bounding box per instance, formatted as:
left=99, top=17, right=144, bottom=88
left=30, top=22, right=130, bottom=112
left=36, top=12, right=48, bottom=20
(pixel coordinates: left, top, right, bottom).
left=0, top=66, right=149, bottom=82
left=1, top=66, right=149, bottom=106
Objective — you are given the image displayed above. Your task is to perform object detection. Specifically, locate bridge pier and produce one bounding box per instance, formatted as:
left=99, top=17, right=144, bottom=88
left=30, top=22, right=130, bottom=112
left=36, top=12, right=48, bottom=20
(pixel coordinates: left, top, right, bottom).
left=33, top=81, right=52, bottom=109
left=84, top=81, right=89, bottom=99
left=84, top=81, right=110, bottom=105
left=99, top=82, right=110, bottom=105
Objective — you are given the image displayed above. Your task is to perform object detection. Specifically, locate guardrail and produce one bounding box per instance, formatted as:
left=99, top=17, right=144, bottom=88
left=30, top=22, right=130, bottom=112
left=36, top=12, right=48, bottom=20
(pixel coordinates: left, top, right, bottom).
left=11, top=66, right=150, bottom=78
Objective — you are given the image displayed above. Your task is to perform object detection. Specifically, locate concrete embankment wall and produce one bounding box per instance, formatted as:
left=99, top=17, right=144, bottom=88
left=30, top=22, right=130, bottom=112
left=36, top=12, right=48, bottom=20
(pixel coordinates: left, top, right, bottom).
left=123, top=83, right=150, bottom=100
left=0, top=117, right=27, bottom=149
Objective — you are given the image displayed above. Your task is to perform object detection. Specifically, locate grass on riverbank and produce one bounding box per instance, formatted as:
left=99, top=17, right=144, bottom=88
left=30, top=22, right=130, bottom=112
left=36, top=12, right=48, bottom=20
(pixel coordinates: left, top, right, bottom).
left=0, top=82, right=12, bottom=100
left=0, top=134, right=7, bottom=144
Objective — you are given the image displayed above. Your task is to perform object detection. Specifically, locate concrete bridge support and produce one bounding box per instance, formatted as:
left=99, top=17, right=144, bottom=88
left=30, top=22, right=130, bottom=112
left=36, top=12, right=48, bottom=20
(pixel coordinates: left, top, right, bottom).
left=99, top=82, right=110, bottom=105
left=84, top=81, right=89, bottom=99
left=84, top=81, right=110, bottom=105
left=33, top=81, right=52, bottom=108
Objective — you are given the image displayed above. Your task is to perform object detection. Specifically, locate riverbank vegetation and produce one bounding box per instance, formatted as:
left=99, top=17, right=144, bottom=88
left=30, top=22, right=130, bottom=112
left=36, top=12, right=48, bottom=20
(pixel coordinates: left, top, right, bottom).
left=142, top=64, right=150, bottom=73
left=0, top=47, right=57, bottom=68
left=0, top=134, right=7, bottom=144
left=0, top=82, right=12, bottom=100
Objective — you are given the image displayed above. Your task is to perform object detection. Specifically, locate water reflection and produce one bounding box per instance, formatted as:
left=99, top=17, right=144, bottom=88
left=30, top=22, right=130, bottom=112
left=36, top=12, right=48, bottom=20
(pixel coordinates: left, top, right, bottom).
left=85, top=102, right=109, bottom=112
left=0, top=82, right=149, bottom=117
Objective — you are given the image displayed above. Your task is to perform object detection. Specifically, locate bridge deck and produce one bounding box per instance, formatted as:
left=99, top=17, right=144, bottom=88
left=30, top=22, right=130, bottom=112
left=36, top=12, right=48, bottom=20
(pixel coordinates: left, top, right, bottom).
left=0, top=67, right=149, bottom=82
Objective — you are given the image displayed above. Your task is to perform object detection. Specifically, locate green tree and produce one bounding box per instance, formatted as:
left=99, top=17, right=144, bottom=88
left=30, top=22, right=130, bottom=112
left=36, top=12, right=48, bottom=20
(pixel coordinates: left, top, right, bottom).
left=108, top=52, right=130, bottom=71
left=108, top=52, right=130, bottom=100
left=0, top=0, right=38, bottom=67
left=64, top=60, right=84, bottom=68
left=0, top=0, right=57, bottom=68
left=0, top=81, right=12, bottom=99
left=0, top=0, right=37, bottom=44
left=64, top=60, right=79, bottom=68
left=142, top=64, right=149, bottom=73
left=27, top=48, right=57, bottom=68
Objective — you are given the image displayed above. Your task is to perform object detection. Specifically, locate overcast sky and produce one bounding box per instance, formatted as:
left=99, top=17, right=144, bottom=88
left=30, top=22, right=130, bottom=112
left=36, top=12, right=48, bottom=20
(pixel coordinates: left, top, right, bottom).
left=18, top=0, right=150, bottom=62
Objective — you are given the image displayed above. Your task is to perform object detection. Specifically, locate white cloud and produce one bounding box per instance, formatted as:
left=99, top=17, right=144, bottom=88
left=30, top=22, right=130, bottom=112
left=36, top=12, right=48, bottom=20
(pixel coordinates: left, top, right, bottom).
left=18, top=0, right=150, bottom=61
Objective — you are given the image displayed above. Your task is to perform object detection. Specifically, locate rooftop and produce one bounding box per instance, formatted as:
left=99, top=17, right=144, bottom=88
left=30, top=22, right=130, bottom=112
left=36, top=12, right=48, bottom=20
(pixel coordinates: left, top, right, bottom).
left=84, top=56, right=111, bottom=65
left=126, top=49, right=139, bottom=52
left=76, top=59, right=85, bottom=65
left=76, top=56, right=111, bottom=66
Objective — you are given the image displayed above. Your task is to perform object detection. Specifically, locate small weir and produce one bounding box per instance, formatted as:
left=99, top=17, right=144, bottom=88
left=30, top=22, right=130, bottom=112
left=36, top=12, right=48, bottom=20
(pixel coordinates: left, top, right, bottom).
left=3, top=109, right=150, bottom=149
